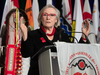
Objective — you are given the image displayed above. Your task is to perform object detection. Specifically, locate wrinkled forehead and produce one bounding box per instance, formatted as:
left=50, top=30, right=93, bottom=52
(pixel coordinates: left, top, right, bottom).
left=43, top=7, right=56, bottom=14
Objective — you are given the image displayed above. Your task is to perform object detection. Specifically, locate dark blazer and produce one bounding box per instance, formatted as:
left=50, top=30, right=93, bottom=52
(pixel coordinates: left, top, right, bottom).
left=21, top=27, right=89, bottom=75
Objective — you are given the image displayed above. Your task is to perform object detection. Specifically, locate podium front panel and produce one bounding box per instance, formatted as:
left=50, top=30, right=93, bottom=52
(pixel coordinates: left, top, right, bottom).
left=51, top=56, right=60, bottom=75
left=38, top=49, right=60, bottom=75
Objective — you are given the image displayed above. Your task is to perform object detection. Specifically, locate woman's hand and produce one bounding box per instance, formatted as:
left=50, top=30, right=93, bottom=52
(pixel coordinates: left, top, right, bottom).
left=81, top=19, right=90, bottom=42
left=20, top=17, right=28, bottom=41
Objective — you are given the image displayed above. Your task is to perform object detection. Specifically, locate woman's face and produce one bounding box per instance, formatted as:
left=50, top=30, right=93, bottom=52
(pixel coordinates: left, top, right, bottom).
left=41, top=7, right=57, bottom=28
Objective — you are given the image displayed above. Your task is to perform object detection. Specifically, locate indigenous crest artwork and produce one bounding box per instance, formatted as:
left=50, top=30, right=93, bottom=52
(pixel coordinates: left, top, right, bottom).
left=67, top=56, right=97, bottom=75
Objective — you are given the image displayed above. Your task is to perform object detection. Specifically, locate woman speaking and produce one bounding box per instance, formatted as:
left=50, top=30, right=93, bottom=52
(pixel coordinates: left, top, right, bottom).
left=20, top=4, right=90, bottom=75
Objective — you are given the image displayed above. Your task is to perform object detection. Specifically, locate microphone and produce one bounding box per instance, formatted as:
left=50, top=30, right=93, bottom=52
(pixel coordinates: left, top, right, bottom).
left=66, top=30, right=90, bottom=43
left=32, top=45, right=55, bottom=59
left=68, top=35, right=78, bottom=43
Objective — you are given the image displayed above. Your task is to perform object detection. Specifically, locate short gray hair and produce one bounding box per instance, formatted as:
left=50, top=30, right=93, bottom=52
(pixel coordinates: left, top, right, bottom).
left=38, top=4, right=60, bottom=27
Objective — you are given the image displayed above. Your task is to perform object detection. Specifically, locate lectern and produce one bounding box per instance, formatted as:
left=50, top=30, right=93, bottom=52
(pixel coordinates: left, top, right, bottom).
left=38, top=46, right=60, bottom=75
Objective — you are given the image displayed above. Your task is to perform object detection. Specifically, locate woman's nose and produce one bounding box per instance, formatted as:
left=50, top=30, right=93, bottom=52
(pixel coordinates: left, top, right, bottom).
left=46, top=15, right=50, bottom=19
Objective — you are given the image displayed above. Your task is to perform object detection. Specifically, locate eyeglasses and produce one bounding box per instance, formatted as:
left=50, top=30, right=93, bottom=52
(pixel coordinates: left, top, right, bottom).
left=42, top=13, right=56, bottom=17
